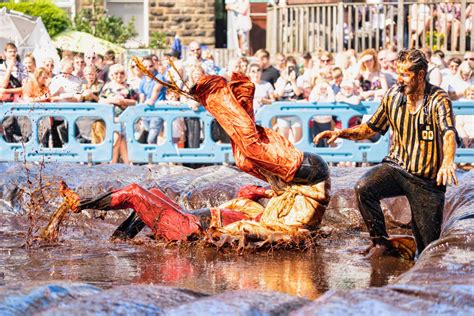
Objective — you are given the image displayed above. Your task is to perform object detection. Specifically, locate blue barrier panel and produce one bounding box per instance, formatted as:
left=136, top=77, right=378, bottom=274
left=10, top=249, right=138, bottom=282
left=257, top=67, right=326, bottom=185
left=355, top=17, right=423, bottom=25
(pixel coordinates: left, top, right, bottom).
left=0, top=103, right=118, bottom=163
left=119, top=103, right=234, bottom=164
left=255, top=101, right=389, bottom=163
left=451, top=101, right=474, bottom=164
left=1, top=101, right=473, bottom=164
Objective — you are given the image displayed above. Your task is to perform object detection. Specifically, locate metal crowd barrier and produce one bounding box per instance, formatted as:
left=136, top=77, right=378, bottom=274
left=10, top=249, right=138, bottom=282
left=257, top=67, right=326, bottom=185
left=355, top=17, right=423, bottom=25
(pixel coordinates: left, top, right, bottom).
left=452, top=101, right=474, bottom=164
left=0, top=103, right=118, bottom=163
left=256, top=101, right=388, bottom=163
left=119, top=103, right=233, bottom=164
left=0, top=101, right=473, bottom=164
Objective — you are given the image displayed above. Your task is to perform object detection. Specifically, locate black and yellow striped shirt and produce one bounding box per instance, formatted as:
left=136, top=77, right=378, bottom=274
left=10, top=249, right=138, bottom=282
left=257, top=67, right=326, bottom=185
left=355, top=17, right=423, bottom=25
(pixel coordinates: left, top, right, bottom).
left=367, top=84, right=457, bottom=180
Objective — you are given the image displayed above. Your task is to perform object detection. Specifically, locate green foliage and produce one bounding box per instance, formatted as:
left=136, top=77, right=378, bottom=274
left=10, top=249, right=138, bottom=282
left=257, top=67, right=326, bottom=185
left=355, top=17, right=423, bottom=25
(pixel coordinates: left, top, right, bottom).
left=73, top=1, right=137, bottom=45
left=149, top=31, right=167, bottom=49
left=0, top=0, right=71, bottom=37
left=425, top=31, right=445, bottom=51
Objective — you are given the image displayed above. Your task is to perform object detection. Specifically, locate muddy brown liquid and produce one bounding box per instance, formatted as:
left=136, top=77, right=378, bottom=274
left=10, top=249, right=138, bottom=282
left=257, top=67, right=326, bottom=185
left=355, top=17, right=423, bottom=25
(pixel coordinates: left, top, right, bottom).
left=0, top=163, right=418, bottom=299
left=1, top=219, right=412, bottom=300
left=1, top=163, right=472, bottom=315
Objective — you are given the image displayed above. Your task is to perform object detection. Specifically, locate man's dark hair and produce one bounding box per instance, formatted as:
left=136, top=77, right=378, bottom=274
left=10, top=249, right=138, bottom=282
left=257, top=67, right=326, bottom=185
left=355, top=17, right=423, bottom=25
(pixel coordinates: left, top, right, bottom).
left=255, top=49, right=270, bottom=59
left=4, top=42, right=17, bottom=51
left=142, top=56, right=153, bottom=63
left=447, top=57, right=462, bottom=65
left=398, top=48, right=428, bottom=75
left=286, top=55, right=297, bottom=65
left=433, top=49, right=445, bottom=59
left=105, top=50, right=116, bottom=62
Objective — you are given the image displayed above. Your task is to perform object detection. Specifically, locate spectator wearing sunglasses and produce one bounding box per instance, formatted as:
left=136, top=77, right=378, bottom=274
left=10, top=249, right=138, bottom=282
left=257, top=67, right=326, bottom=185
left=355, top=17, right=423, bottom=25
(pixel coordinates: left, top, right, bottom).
left=184, top=41, right=219, bottom=76
left=247, top=63, right=275, bottom=112
left=444, top=61, right=474, bottom=101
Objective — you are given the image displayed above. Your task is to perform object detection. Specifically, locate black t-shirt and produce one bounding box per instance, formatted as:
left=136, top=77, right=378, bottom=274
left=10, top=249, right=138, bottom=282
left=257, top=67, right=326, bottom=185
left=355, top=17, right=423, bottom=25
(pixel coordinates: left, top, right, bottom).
left=261, top=65, right=280, bottom=87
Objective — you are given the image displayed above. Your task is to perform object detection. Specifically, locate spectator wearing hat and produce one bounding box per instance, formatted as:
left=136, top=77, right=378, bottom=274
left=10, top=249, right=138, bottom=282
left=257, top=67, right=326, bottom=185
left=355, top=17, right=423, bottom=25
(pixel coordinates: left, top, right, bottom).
left=357, top=49, right=388, bottom=101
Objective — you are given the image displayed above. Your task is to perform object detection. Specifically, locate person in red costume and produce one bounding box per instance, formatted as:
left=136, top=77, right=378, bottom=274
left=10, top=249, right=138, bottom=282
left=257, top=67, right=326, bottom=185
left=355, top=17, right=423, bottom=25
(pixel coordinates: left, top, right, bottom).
left=61, top=72, right=331, bottom=244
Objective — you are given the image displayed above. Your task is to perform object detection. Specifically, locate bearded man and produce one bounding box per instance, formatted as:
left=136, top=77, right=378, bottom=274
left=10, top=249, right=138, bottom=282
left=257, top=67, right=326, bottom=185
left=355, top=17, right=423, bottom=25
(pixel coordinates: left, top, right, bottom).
left=315, top=48, right=458, bottom=258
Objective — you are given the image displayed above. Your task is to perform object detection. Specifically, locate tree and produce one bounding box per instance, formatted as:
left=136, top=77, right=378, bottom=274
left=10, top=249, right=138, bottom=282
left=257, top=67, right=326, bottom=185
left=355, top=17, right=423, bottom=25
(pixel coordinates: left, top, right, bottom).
left=0, top=0, right=70, bottom=37
left=74, top=0, right=137, bottom=45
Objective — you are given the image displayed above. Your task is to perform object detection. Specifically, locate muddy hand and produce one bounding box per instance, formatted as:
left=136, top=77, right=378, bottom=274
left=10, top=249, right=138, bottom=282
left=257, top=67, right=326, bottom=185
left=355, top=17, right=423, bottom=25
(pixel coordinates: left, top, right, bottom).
left=59, top=181, right=81, bottom=213
left=313, top=130, right=340, bottom=145
left=436, top=163, right=458, bottom=186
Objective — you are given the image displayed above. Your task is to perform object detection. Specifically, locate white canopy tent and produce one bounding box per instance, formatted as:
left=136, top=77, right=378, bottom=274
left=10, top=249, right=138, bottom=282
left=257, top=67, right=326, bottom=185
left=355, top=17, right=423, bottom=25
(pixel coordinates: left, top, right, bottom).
left=0, top=7, right=60, bottom=70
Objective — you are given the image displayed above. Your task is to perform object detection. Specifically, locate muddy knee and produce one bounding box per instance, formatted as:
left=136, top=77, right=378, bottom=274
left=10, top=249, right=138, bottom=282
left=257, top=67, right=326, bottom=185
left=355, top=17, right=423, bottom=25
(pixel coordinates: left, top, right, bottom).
left=354, top=177, right=372, bottom=199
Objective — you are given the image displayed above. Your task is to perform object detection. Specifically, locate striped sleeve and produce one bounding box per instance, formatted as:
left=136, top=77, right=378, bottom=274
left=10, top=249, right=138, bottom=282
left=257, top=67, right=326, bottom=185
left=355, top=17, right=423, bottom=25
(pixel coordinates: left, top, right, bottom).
left=367, top=95, right=389, bottom=135
left=435, top=94, right=457, bottom=136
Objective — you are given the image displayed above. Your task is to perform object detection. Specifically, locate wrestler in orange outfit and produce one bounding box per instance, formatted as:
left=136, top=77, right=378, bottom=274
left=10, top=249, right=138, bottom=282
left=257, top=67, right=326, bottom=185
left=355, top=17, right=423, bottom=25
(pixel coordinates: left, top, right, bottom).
left=62, top=73, right=330, bottom=244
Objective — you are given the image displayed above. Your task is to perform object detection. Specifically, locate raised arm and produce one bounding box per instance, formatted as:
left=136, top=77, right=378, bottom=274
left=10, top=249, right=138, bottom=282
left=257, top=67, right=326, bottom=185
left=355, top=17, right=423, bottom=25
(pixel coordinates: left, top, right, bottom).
left=313, top=122, right=378, bottom=145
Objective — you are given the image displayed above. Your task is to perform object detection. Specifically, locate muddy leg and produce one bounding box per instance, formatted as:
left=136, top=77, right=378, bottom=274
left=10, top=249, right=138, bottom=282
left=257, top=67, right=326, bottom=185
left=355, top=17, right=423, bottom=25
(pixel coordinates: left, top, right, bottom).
left=108, top=184, right=201, bottom=241
left=354, top=164, right=404, bottom=249
left=111, top=211, right=146, bottom=240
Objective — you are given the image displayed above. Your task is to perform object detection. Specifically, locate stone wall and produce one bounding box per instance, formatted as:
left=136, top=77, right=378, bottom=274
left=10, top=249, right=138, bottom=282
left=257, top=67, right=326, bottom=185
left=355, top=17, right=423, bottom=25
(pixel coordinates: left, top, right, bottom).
left=77, top=0, right=104, bottom=11
left=149, top=0, right=215, bottom=47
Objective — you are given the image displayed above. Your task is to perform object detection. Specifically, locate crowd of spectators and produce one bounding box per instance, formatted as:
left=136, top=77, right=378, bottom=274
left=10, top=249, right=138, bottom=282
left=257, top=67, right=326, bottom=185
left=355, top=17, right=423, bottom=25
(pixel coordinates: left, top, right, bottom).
left=1, top=40, right=473, bottom=164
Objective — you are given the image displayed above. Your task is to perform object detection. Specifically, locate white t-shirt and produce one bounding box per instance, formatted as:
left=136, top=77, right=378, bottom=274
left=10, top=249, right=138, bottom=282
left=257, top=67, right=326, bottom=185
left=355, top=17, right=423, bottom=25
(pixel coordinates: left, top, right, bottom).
left=49, top=74, right=82, bottom=98
left=253, top=80, right=274, bottom=111
left=455, top=112, right=474, bottom=138
left=308, top=84, right=335, bottom=124
left=442, top=75, right=471, bottom=96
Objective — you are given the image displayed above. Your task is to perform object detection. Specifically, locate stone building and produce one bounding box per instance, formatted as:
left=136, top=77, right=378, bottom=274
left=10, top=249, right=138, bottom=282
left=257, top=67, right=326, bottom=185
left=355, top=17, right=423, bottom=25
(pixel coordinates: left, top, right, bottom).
left=52, top=0, right=344, bottom=52
left=54, top=0, right=219, bottom=48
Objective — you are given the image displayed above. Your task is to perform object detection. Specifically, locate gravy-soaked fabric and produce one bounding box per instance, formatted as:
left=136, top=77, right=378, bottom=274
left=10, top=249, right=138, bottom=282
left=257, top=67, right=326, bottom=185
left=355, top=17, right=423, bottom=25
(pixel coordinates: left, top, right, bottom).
left=211, top=180, right=330, bottom=241
left=193, top=74, right=304, bottom=183
left=109, top=184, right=201, bottom=241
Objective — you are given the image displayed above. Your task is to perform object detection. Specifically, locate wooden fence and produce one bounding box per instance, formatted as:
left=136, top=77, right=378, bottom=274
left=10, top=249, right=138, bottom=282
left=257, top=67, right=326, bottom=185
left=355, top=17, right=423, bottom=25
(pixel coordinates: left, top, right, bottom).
left=266, top=1, right=474, bottom=55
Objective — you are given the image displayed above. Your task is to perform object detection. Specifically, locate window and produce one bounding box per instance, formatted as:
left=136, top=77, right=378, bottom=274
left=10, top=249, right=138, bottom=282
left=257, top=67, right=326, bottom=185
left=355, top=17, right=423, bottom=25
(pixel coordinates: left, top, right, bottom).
left=105, top=0, right=149, bottom=46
